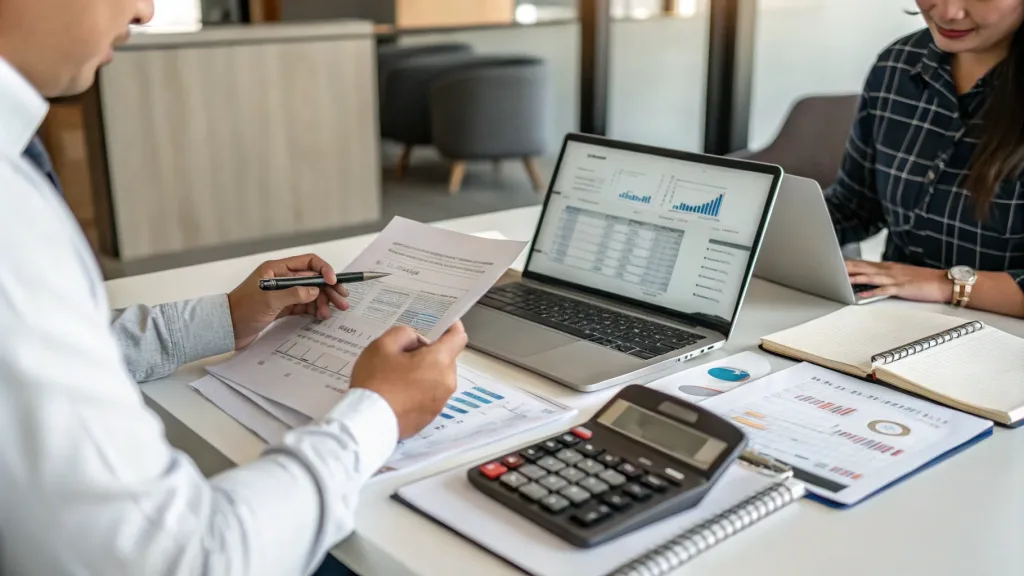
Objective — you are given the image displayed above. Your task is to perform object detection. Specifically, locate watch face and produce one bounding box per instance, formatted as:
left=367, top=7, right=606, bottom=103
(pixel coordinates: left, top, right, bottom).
left=950, top=266, right=976, bottom=283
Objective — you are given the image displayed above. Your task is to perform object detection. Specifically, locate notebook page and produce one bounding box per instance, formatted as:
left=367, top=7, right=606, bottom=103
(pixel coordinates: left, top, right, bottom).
left=395, top=464, right=780, bottom=576
left=762, top=307, right=966, bottom=374
left=883, top=328, right=1024, bottom=418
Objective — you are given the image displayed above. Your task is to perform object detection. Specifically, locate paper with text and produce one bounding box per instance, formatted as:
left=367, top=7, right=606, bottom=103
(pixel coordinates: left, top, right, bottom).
left=207, top=217, right=527, bottom=418
left=700, top=362, right=992, bottom=505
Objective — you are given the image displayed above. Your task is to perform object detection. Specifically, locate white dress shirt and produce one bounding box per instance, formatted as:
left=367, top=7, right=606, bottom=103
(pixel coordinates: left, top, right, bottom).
left=0, top=57, right=398, bottom=575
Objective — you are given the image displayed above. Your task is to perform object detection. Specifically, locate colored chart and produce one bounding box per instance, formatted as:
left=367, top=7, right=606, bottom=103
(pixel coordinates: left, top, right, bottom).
left=618, top=191, right=652, bottom=204
left=438, top=382, right=508, bottom=420
left=868, top=420, right=912, bottom=437
left=678, top=366, right=752, bottom=397
left=671, top=192, right=724, bottom=217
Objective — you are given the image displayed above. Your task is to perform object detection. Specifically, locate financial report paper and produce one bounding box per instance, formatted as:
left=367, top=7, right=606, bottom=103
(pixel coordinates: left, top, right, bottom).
left=207, top=217, right=527, bottom=418
left=700, top=362, right=992, bottom=506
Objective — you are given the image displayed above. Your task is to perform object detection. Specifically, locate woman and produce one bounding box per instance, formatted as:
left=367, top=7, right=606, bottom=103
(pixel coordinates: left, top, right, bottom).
left=826, top=0, right=1024, bottom=318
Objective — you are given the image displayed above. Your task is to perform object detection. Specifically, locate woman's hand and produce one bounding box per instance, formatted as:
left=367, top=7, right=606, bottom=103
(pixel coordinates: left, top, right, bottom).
left=845, top=260, right=952, bottom=303
left=227, top=254, right=350, bottom=349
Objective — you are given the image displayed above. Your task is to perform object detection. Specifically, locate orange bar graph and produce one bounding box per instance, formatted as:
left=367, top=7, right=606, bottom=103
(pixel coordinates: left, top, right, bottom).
left=732, top=416, right=766, bottom=430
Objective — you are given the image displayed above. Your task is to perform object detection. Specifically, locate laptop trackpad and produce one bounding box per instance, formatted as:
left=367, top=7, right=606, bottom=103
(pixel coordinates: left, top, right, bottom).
left=464, top=306, right=577, bottom=357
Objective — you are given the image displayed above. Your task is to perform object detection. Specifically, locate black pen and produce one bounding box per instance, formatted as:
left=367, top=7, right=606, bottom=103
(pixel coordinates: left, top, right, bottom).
left=259, top=272, right=390, bottom=291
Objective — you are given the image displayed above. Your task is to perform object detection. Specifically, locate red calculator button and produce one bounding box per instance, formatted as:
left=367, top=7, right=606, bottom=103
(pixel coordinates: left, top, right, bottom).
left=502, top=454, right=525, bottom=469
left=479, top=462, right=508, bottom=480
left=571, top=426, right=594, bottom=440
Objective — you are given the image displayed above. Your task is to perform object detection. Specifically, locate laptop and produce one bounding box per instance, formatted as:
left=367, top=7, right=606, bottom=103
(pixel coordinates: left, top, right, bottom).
left=753, top=174, right=887, bottom=305
left=463, top=134, right=783, bottom=392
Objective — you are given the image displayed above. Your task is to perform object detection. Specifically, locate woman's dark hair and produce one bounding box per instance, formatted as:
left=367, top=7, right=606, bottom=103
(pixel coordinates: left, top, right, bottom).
left=965, top=23, right=1024, bottom=220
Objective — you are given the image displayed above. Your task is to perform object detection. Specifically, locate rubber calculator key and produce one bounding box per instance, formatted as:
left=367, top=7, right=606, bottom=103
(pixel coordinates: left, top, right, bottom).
left=539, top=475, right=569, bottom=492
left=576, top=442, right=603, bottom=458
left=500, top=471, right=529, bottom=489
left=641, top=474, right=670, bottom=492
left=578, top=477, right=610, bottom=495
left=598, top=469, right=628, bottom=487
left=540, top=493, right=571, bottom=513
left=558, top=467, right=587, bottom=483
left=617, top=462, right=643, bottom=478
left=518, top=464, right=548, bottom=481
left=601, top=492, right=631, bottom=510
left=597, top=453, right=621, bottom=467
left=559, top=432, right=581, bottom=446
left=520, top=446, right=545, bottom=461
left=556, top=449, right=584, bottom=466
left=518, top=483, right=550, bottom=502
left=576, top=459, right=605, bottom=475
left=559, top=485, right=592, bottom=505
left=571, top=503, right=611, bottom=527
left=622, top=482, right=652, bottom=501
left=540, top=439, right=562, bottom=452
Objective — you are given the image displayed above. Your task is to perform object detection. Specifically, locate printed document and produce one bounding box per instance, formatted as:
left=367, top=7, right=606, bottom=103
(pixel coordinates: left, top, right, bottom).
left=207, top=217, right=527, bottom=418
left=700, top=362, right=992, bottom=505
left=193, top=366, right=575, bottom=474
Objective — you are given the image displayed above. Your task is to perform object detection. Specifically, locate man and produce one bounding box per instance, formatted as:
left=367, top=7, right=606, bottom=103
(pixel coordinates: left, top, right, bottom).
left=0, top=0, right=467, bottom=574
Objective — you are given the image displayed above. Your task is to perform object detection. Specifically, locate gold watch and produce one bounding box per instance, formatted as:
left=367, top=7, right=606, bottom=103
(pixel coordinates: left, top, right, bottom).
left=947, top=265, right=977, bottom=307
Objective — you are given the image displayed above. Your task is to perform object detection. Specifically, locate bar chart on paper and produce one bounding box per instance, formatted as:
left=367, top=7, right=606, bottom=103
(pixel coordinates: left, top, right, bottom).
left=388, top=368, right=574, bottom=469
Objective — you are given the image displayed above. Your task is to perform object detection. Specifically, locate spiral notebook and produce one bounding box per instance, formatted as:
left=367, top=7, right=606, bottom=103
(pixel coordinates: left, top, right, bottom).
left=392, top=456, right=804, bottom=576
left=760, top=306, right=1024, bottom=426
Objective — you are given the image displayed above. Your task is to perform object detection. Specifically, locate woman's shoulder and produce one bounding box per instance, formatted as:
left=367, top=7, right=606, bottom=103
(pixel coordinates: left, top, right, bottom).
left=870, top=28, right=934, bottom=76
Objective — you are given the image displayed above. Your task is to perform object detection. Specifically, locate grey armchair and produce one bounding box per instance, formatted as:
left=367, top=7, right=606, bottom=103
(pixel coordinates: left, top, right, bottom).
left=429, top=56, right=551, bottom=194
left=376, top=42, right=473, bottom=122
left=730, top=94, right=861, bottom=257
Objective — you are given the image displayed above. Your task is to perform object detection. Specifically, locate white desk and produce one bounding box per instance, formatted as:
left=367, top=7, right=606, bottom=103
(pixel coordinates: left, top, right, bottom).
left=107, top=207, right=1024, bottom=576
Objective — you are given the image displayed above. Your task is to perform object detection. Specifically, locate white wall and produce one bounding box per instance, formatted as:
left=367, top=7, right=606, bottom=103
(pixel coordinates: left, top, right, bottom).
left=748, top=0, right=925, bottom=151
left=608, top=11, right=709, bottom=152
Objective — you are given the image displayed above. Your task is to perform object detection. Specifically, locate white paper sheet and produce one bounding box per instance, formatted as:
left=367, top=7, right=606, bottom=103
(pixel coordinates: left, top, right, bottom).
left=190, top=367, right=576, bottom=475
left=700, top=362, right=993, bottom=505
left=207, top=217, right=527, bottom=419
left=647, top=351, right=773, bottom=402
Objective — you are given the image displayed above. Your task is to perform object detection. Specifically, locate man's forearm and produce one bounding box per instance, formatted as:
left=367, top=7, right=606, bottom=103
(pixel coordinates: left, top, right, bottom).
left=110, top=295, right=236, bottom=382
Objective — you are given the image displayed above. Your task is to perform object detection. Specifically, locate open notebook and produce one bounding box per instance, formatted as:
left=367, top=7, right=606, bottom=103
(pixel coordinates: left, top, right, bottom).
left=760, top=306, right=1024, bottom=426
left=393, top=460, right=804, bottom=576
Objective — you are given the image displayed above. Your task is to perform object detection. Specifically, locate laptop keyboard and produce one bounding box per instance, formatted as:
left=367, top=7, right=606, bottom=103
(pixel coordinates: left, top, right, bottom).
left=852, top=284, right=878, bottom=295
left=476, top=284, right=706, bottom=360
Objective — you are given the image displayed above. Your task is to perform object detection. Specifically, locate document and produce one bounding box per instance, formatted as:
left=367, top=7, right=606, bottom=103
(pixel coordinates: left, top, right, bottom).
left=700, top=362, right=993, bottom=506
left=207, top=217, right=528, bottom=418
left=192, top=366, right=576, bottom=474
left=646, top=351, right=773, bottom=402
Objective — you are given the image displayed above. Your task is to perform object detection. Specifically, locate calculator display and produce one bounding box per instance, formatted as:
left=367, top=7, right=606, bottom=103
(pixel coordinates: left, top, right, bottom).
left=598, top=400, right=727, bottom=471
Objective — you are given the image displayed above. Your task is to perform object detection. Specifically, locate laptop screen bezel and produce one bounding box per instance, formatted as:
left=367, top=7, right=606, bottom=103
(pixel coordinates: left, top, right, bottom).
left=522, top=133, right=783, bottom=338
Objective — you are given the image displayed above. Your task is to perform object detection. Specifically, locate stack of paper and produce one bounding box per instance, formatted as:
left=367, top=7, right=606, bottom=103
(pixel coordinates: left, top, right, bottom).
left=191, top=217, right=576, bottom=474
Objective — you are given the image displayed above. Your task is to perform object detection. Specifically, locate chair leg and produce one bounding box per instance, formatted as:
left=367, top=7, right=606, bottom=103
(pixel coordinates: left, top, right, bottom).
left=523, top=157, right=546, bottom=192
left=396, top=145, right=413, bottom=180
left=449, top=161, right=467, bottom=195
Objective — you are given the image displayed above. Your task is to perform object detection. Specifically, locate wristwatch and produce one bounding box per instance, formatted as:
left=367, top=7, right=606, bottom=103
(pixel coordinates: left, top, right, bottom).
left=947, top=265, right=978, bottom=307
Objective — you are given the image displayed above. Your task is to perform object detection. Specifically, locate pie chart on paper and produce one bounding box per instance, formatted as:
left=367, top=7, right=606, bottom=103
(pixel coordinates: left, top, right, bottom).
left=679, top=366, right=753, bottom=397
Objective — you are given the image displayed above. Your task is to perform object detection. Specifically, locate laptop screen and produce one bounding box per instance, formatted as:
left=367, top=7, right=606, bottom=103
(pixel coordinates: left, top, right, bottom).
left=526, top=137, right=777, bottom=332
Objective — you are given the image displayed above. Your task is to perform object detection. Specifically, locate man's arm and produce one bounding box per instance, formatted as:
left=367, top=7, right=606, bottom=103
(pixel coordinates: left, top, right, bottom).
left=1, top=182, right=399, bottom=576
left=110, top=296, right=235, bottom=382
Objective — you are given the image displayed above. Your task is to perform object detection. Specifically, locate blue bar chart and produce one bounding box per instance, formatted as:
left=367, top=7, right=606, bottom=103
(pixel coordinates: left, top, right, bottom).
left=671, top=192, right=723, bottom=217
left=438, top=382, right=512, bottom=420
left=618, top=191, right=652, bottom=204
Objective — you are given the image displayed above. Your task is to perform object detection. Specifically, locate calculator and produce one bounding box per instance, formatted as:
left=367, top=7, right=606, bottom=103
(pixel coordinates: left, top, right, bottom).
left=467, top=385, right=748, bottom=547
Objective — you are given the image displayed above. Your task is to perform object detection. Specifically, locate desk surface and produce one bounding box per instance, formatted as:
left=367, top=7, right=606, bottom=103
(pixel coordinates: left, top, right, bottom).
left=109, top=207, right=1024, bottom=576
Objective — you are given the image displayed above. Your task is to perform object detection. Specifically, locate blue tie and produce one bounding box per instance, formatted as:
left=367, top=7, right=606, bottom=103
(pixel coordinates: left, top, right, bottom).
left=23, top=136, right=63, bottom=195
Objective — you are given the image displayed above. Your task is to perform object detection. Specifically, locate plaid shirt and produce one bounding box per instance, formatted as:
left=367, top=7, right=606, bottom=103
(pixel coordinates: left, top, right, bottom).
left=825, top=29, right=1024, bottom=294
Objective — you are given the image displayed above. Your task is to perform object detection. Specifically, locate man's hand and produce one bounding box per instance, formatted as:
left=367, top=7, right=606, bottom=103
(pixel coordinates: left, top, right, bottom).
left=228, top=254, right=350, bottom=349
left=846, top=260, right=952, bottom=302
left=350, top=322, right=468, bottom=439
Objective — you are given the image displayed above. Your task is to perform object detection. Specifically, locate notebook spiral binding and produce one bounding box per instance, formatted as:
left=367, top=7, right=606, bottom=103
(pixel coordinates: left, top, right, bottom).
left=608, top=481, right=805, bottom=576
left=870, top=320, right=984, bottom=365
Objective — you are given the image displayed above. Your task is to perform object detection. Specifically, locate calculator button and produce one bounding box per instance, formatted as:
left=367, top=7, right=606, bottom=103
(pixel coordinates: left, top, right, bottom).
left=540, top=439, right=562, bottom=452
left=502, top=454, right=525, bottom=469
left=571, top=426, right=594, bottom=440
left=518, top=464, right=548, bottom=481
left=479, top=461, right=508, bottom=480
left=576, top=459, right=605, bottom=475
left=520, top=447, right=544, bottom=461
left=555, top=449, right=584, bottom=465
left=617, top=462, right=643, bottom=478
left=641, top=474, right=670, bottom=492
left=558, top=467, right=587, bottom=484
left=578, top=476, right=610, bottom=495
left=540, top=493, right=571, bottom=513
left=597, top=453, right=622, bottom=467
left=638, top=457, right=654, bottom=467
left=559, top=485, right=592, bottom=505
left=537, top=456, right=567, bottom=473
left=664, top=468, right=685, bottom=484
left=558, top=433, right=581, bottom=446
left=577, top=442, right=603, bottom=458
left=500, top=471, right=530, bottom=490
left=598, top=469, right=627, bottom=487
left=623, top=482, right=652, bottom=501
left=539, top=475, right=569, bottom=492
left=517, top=482, right=550, bottom=502
left=571, top=503, right=612, bottom=527
left=602, top=492, right=632, bottom=510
